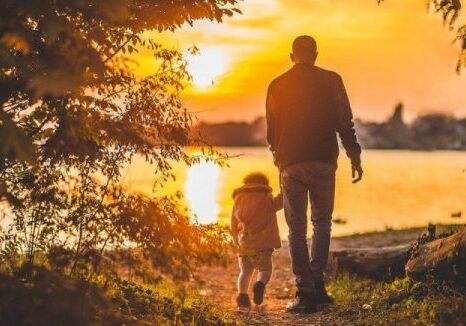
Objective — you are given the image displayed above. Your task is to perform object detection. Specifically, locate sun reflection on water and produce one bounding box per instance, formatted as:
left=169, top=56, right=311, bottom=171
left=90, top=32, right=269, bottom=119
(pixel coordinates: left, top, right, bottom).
left=185, top=160, right=221, bottom=224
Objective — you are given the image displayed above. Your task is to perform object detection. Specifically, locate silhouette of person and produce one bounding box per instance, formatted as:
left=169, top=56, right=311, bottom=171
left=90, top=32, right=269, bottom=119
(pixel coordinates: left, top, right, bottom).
left=266, top=35, right=363, bottom=314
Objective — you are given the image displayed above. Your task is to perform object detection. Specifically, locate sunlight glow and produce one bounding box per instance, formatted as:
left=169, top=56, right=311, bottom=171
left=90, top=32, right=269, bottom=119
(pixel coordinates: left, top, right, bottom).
left=185, top=47, right=227, bottom=89
left=185, top=160, right=220, bottom=224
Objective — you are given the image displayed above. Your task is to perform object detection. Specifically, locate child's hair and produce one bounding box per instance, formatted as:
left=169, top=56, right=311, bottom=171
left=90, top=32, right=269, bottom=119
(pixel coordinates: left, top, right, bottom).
left=243, top=172, right=269, bottom=186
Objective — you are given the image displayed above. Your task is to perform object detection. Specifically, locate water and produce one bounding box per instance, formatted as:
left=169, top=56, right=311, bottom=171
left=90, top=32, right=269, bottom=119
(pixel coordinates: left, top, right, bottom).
left=123, top=148, right=466, bottom=238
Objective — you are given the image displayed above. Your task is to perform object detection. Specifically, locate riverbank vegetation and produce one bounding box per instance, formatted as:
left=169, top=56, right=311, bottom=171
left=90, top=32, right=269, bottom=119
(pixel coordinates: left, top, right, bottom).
left=329, top=273, right=466, bottom=325
left=330, top=225, right=466, bottom=325
left=0, top=262, right=234, bottom=325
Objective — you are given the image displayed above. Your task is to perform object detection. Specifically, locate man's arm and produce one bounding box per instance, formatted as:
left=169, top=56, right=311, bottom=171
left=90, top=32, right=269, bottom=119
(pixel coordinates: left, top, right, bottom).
left=333, top=74, right=363, bottom=183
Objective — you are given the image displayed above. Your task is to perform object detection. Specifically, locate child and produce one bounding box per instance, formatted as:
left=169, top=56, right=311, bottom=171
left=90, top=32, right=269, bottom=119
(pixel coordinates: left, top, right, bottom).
left=230, top=172, right=283, bottom=312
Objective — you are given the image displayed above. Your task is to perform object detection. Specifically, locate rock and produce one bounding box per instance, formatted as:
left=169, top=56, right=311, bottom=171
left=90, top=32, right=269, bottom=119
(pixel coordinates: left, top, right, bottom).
left=329, top=244, right=410, bottom=278
left=405, top=227, right=466, bottom=280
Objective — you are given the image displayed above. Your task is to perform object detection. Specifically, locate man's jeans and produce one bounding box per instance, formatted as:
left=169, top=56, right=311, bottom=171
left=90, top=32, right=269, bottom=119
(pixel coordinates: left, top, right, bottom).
left=281, top=161, right=336, bottom=293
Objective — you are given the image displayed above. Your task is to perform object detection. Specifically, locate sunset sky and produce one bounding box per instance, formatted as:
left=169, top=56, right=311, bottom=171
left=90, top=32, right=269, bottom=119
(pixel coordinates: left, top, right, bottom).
left=146, top=0, right=466, bottom=123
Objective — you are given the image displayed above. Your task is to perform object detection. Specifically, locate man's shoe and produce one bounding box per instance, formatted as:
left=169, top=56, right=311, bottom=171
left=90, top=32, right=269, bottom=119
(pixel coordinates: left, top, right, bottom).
left=253, top=281, right=266, bottom=305
left=314, top=280, right=334, bottom=304
left=236, top=293, right=251, bottom=313
left=286, top=291, right=317, bottom=314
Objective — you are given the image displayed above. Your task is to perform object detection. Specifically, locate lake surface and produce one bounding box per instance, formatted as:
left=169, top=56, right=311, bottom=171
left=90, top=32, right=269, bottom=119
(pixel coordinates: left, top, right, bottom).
left=123, top=148, right=466, bottom=238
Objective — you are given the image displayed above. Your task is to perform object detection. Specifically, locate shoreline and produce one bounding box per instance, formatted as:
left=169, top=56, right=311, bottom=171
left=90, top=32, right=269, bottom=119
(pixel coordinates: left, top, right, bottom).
left=328, top=223, right=464, bottom=249
left=276, top=222, right=465, bottom=245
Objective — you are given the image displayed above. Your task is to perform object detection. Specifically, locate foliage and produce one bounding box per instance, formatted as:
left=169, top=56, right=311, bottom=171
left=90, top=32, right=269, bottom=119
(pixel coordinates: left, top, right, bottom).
left=0, top=164, right=232, bottom=280
left=0, top=264, right=234, bottom=325
left=0, top=0, right=240, bottom=194
left=330, top=274, right=466, bottom=325
left=0, top=265, right=115, bottom=325
left=0, top=0, right=239, bottom=281
left=112, top=278, right=233, bottom=325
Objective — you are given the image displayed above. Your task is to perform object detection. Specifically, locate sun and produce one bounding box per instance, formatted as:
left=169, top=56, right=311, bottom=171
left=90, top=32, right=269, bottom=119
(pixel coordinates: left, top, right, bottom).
left=185, top=47, right=227, bottom=89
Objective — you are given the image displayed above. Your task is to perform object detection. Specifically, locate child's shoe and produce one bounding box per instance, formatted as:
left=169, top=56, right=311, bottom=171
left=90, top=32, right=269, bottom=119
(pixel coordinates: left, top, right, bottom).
left=236, top=293, right=251, bottom=313
left=253, top=281, right=266, bottom=305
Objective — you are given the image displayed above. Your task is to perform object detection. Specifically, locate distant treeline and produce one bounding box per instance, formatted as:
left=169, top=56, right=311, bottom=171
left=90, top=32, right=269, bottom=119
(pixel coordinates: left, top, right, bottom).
left=193, top=103, right=466, bottom=150
left=355, top=103, right=466, bottom=150
left=193, top=117, right=268, bottom=147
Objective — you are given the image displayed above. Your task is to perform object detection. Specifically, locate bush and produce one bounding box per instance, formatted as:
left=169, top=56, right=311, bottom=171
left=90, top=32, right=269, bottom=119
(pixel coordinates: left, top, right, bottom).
left=0, top=265, right=233, bottom=326
left=0, top=266, right=114, bottom=325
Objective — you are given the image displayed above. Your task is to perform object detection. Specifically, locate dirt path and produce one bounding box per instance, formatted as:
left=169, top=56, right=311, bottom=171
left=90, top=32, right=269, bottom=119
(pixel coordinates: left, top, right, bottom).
left=197, top=227, right=436, bottom=325
left=199, top=244, right=345, bottom=325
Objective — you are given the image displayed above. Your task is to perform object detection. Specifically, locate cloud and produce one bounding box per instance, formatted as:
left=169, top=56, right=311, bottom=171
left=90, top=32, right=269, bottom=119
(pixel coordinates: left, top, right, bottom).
left=144, top=0, right=466, bottom=122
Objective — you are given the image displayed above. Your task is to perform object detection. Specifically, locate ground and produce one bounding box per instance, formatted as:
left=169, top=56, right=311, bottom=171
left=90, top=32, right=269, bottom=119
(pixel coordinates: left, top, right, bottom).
left=197, top=226, right=453, bottom=325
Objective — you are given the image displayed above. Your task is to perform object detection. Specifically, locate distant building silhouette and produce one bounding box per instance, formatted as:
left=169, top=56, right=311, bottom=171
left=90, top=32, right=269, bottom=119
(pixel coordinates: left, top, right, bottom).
left=389, top=103, right=404, bottom=127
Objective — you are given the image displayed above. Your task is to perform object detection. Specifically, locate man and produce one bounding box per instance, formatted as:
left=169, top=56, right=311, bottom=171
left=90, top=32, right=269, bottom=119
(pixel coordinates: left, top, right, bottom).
left=266, top=35, right=363, bottom=314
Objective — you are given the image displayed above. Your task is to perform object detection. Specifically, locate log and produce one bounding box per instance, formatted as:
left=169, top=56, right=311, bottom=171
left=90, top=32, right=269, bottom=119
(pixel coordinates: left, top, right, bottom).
left=405, top=227, right=466, bottom=280
left=328, top=244, right=411, bottom=278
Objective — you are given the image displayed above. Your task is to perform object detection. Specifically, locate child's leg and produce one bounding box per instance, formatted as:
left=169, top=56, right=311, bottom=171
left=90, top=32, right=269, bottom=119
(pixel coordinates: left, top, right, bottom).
left=238, top=256, right=254, bottom=294
left=257, top=270, right=272, bottom=284
left=256, top=250, right=273, bottom=284
left=252, top=250, right=273, bottom=305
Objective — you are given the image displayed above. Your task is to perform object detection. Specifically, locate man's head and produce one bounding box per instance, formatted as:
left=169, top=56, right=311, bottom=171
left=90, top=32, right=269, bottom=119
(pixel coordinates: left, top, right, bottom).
left=291, top=35, right=318, bottom=64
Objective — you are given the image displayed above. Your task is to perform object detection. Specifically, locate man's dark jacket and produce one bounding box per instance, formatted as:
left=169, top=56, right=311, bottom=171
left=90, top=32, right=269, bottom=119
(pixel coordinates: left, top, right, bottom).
left=266, top=63, right=361, bottom=170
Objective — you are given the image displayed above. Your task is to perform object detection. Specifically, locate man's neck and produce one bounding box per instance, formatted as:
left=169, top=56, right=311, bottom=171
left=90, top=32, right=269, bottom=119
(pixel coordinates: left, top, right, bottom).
left=294, top=61, right=315, bottom=65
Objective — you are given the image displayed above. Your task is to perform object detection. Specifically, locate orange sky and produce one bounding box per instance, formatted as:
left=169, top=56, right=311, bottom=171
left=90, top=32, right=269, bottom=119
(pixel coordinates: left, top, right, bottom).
left=145, top=0, right=466, bottom=123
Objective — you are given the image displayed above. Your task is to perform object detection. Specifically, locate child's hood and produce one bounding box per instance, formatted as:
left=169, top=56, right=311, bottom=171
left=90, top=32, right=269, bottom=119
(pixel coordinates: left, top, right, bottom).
left=232, top=183, right=272, bottom=198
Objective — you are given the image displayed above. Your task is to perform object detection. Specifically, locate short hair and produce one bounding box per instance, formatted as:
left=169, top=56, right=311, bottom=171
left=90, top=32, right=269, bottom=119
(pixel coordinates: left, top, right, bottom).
left=243, top=172, right=269, bottom=186
left=292, top=35, right=317, bottom=57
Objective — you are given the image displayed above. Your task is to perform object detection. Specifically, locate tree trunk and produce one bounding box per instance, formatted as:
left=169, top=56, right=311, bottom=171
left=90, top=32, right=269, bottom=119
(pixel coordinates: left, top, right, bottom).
left=405, top=227, right=466, bottom=280
left=328, top=244, right=411, bottom=278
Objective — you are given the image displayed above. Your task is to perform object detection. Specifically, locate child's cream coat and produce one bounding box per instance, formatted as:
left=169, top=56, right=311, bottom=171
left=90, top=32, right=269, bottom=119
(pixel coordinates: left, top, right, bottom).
left=230, top=183, right=282, bottom=254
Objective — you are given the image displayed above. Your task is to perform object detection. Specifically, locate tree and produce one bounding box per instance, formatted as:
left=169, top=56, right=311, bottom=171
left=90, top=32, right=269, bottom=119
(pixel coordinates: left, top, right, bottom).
left=411, top=114, right=459, bottom=149
left=0, top=0, right=239, bottom=279
left=0, top=0, right=240, bottom=196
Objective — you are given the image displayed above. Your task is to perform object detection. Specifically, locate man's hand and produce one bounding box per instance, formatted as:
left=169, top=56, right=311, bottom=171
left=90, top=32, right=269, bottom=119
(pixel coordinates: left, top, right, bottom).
left=352, top=164, right=363, bottom=183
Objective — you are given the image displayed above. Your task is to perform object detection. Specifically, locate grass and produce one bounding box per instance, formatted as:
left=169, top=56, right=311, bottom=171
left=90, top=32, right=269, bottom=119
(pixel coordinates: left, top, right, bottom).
left=0, top=264, right=234, bottom=325
left=329, top=274, right=466, bottom=325
left=2, top=224, right=465, bottom=325
left=1, top=266, right=465, bottom=325
left=111, top=278, right=234, bottom=325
